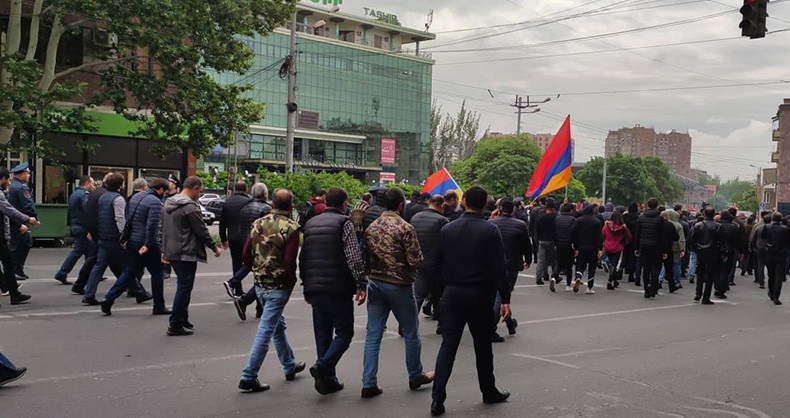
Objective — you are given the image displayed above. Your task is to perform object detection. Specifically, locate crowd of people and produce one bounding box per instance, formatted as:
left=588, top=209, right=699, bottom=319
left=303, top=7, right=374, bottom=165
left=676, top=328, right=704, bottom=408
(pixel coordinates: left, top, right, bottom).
left=0, top=167, right=787, bottom=416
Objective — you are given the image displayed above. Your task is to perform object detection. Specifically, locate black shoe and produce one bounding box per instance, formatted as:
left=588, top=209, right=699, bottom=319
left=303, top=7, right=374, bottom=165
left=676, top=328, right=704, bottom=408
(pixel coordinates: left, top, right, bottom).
left=163, top=273, right=171, bottom=280
left=136, top=292, right=153, bottom=304
left=607, top=282, right=614, bottom=290
left=152, top=308, right=172, bottom=315
left=324, top=380, right=344, bottom=394
left=233, top=299, right=247, bottom=321
left=0, top=366, right=27, bottom=387
left=309, top=364, right=329, bottom=395
left=741, top=270, right=746, bottom=276
left=506, top=318, right=518, bottom=335
left=431, top=402, right=445, bottom=416
left=693, top=295, right=701, bottom=303
left=184, top=321, right=194, bottom=330
left=613, top=280, right=620, bottom=288
left=82, top=298, right=101, bottom=306
left=126, top=290, right=137, bottom=298
left=285, top=362, right=306, bottom=381
left=436, top=325, right=442, bottom=335
left=99, top=276, right=109, bottom=282
left=774, top=299, right=783, bottom=305
left=238, top=379, right=270, bottom=393
left=409, top=371, right=436, bottom=390
left=491, top=333, right=505, bottom=343
left=483, top=389, right=511, bottom=404
left=223, top=281, right=240, bottom=299
left=714, top=293, right=727, bottom=299
left=689, top=277, right=695, bottom=284
left=535, top=279, right=545, bottom=285
left=361, top=386, right=383, bottom=398
left=55, top=276, right=72, bottom=285
left=760, top=284, right=766, bottom=289
left=422, top=299, right=433, bottom=317
left=71, top=287, right=85, bottom=295
left=658, top=283, right=663, bottom=290
left=701, top=300, right=715, bottom=305
left=256, top=304, right=263, bottom=319
left=634, top=280, right=641, bottom=287
left=100, top=300, right=113, bottom=316
left=10, top=293, right=31, bottom=305
left=14, top=274, right=27, bottom=281
left=166, top=326, right=194, bottom=336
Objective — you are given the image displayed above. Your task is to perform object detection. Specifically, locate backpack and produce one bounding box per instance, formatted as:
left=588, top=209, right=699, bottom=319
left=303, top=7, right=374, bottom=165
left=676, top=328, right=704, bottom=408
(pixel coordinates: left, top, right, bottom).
left=297, top=202, right=314, bottom=229
left=694, top=220, right=719, bottom=251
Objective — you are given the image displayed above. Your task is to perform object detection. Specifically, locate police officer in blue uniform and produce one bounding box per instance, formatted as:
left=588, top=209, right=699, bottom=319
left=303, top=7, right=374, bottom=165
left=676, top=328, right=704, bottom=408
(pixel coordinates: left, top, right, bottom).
left=7, top=163, right=37, bottom=280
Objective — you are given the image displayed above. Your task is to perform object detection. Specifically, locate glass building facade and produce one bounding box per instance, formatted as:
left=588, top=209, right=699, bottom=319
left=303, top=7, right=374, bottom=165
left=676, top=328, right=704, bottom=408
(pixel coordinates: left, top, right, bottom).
left=207, top=8, right=435, bottom=185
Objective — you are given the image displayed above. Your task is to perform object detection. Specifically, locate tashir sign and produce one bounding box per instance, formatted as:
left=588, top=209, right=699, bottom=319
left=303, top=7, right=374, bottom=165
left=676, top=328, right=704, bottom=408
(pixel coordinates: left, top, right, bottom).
left=363, top=7, right=399, bottom=24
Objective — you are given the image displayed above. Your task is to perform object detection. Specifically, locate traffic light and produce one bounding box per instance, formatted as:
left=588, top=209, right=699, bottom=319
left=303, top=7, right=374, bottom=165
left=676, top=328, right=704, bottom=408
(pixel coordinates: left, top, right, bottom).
left=740, top=0, right=768, bottom=39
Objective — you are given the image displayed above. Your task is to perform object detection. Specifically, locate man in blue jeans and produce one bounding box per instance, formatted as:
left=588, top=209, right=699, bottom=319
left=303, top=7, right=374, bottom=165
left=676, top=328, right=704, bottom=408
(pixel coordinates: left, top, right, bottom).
left=100, top=178, right=170, bottom=316
left=54, top=176, right=94, bottom=285
left=237, top=189, right=305, bottom=392
left=300, top=187, right=368, bottom=395
left=0, top=351, right=26, bottom=387
left=361, top=187, right=433, bottom=399
left=161, top=176, right=221, bottom=336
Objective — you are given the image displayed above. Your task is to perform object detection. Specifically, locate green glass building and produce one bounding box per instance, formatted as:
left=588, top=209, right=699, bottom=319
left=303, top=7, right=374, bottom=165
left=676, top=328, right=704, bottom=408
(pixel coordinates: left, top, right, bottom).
left=206, top=3, right=435, bottom=185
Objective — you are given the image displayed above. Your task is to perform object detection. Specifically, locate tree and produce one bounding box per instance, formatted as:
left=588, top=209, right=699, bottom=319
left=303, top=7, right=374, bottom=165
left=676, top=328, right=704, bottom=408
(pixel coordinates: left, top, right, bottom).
left=566, top=176, right=587, bottom=203
left=256, top=169, right=367, bottom=209
left=576, top=155, right=660, bottom=205
left=1, top=0, right=295, bottom=159
left=428, top=100, right=480, bottom=171
left=451, top=101, right=480, bottom=162
left=450, top=133, right=542, bottom=198
left=642, top=156, right=683, bottom=203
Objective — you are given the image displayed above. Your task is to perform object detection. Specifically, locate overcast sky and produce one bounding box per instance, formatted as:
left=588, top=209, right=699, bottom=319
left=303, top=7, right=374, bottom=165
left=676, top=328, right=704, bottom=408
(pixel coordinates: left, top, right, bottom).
left=338, top=0, right=790, bottom=180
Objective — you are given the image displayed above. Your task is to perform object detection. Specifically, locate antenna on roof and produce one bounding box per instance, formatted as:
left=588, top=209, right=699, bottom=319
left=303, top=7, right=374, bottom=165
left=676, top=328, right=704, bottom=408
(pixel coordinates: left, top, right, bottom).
left=425, top=9, right=434, bottom=31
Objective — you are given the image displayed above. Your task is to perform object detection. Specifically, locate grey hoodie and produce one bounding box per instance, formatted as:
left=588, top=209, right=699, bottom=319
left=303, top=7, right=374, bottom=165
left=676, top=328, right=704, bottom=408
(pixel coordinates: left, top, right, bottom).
left=161, top=193, right=217, bottom=263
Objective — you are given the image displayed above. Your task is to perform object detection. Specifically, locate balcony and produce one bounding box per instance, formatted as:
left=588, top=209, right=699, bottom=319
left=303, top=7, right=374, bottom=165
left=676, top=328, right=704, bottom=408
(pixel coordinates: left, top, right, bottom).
left=773, top=129, right=781, bottom=141
left=772, top=151, right=780, bottom=163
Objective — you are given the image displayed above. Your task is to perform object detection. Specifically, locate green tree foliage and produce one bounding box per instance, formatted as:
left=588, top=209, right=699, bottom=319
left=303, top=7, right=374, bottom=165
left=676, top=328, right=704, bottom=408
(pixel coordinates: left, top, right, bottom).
left=576, top=155, right=663, bottom=205
left=642, top=156, right=683, bottom=203
left=566, top=176, right=587, bottom=203
left=385, top=183, right=421, bottom=197
left=450, top=134, right=542, bottom=198
left=256, top=169, right=367, bottom=209
left=429, top=100, right=480, bottom=171
left=1, top=0, right=296, bottom=158
left=714, top=178, right=758, bottom=212
left=195, top=170, right=217, bottom=190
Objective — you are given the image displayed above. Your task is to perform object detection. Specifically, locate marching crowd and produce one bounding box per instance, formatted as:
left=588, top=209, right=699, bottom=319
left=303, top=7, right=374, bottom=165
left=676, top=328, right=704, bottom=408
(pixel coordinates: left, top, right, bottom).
left=0, top=165, right=787, bottom=416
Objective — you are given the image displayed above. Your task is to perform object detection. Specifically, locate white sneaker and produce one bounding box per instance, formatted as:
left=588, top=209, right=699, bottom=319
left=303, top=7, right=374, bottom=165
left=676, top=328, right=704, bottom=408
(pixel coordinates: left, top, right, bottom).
left=585, top=288, right=595, bottom=294
left=565, top=285, right=572, bottom=292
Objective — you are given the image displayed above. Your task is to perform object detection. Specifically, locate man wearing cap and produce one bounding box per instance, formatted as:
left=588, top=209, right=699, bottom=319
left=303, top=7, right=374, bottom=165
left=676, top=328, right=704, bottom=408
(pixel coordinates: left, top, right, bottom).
left=0, top=167, right=35, bottom=305
left=7, top=163, right=38, bottom=281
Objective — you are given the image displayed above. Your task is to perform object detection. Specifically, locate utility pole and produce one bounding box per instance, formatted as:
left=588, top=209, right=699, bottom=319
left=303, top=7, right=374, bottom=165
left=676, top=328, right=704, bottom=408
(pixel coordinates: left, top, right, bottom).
left=601, top=157, right=608, bottom=204
left=511, top=95, right=550, bottom=135
left=285, top=12, right=298, bottom=173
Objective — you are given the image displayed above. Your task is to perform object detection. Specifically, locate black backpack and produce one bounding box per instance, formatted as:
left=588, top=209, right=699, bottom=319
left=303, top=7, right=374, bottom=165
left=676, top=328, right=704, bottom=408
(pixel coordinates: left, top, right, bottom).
left=298, top=202, right=314, bottom=229
left=694, top=220, right=719, bottom=251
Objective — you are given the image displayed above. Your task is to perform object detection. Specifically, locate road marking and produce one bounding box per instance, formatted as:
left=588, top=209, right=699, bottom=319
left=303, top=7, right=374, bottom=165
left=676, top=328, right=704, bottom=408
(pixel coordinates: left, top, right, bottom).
left=694, top=397, right=772, bottom=418
left=513, top=284, right=542, bottom=288
left=543, top=347, right=624, bottom=358
left=683, top=406, right=752, bottom=418
left=518, top=303, right=696, bottom=325
left=510, top=353, right=581, bottom=369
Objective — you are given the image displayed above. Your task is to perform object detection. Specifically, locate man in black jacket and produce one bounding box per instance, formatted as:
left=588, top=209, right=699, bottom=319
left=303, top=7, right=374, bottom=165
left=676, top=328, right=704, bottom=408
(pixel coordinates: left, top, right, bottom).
left=404, top=192, right=429, bottom=223
left=715, top=210, right=742, bottom=298
left=490, top=197, right=531, bottom=338
left=623, top=203, right=641, bottom=284
left=635, top=198, right=666, bottom=298
left=571, top=204, right=603, bottom=294
left=300, top=187, right=368, bottom=395
left=411, top=195, right=448, bottom=332
left=229, top=183, right=272, bottom=320
left=430, top=186, right=510, bottom=416
left=688, top=207, right=721, bottom=305
left=220, top=181, right=253, bottom=283
left=554, top=203, right=577, bottom=292
left=762, top=212, right=790, bottom=305
left=533, top=201, right=556, bottom=286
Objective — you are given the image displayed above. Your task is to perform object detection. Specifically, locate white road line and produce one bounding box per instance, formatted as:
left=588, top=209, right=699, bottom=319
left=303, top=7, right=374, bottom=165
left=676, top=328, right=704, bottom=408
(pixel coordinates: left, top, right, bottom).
left=510, top=353, right=581, bottom=369
left=543, top=347, right=625, bottom=358
left=694, top=397, right=772, bottom=418
left=683, top=406, right=752, bottom=418
left=513, top=284, right=542, bottom=288
left=519, top=303, right=696, bottom=325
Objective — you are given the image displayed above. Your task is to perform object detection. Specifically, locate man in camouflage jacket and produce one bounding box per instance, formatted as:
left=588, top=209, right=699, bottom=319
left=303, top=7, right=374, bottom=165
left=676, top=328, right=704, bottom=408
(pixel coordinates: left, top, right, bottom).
left=360, top=187, right=433, bottom=398
left=237, top=189, right=306, bottom=393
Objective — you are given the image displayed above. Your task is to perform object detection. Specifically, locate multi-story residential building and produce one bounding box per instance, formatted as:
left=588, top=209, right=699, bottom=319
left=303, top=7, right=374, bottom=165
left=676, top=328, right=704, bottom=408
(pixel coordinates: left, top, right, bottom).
left=773, top=98, right=790, bottom=214
left=204, top=2, right=436, bottom=185
left=605, top=125, right=692, bottom=177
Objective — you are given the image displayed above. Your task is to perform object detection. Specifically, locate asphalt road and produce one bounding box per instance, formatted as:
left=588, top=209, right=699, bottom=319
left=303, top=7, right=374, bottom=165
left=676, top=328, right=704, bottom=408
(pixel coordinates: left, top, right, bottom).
left=1, top=247, right=789, bottom=418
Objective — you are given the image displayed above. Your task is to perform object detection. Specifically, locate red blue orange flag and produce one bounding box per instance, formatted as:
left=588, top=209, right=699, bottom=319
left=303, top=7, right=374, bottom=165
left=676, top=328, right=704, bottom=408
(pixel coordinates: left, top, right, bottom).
left=525, top=115, right=573, bottom=201
left=421, top=168, right=463, bottom=197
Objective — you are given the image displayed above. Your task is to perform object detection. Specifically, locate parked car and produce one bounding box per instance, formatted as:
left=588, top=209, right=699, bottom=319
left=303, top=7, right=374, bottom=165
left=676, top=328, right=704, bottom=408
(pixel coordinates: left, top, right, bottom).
left=204, top=198, right=224, bottom=223
left=199, top=193, right=221, bottom=206
left=200, top=205, right=216, bottom=225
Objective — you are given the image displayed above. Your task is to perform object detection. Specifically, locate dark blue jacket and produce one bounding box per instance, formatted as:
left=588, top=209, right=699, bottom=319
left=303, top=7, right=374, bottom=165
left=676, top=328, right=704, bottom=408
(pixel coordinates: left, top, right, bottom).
left=300, top=208, right=355, bottom=296
left=434, top=212, right=510, bottom=303
left=238, top=199, right=271, bottom=240
left=490, top=214, right=532, bottom=271
left=8, top=178, right=36, bottom=228
left=97, top=191, right=123, bottom=241
left=68, top=187, right=89, bottom=234
left=127, top=189, right=163, bottom=247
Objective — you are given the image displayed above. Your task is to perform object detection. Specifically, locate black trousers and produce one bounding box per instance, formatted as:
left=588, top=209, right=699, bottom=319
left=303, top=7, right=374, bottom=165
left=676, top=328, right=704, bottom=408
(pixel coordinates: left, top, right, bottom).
left=0, top=238, right=19, bottom=296
left=433, top=286, right=498, bottom=404
left=716, top=252, right=737, bottom=294
left=555, top=244, right=575, bottom=286
left=72, top=240, right=128, bottom=291
left=695, top=250, right=721, bottom=302
left=607, top=251, right=623, bottom=283
left=765, top=252, right=787, bottom=301
left=640, top=246, right=663, bottom=295
left=661, top=252, right=678, bottom=292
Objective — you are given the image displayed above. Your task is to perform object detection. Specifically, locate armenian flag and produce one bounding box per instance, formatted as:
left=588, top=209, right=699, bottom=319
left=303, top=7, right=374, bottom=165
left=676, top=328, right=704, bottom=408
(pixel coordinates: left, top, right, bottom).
left=421, top=168, right=462, bottom=197
left=525, top=115, right=573, bottom=201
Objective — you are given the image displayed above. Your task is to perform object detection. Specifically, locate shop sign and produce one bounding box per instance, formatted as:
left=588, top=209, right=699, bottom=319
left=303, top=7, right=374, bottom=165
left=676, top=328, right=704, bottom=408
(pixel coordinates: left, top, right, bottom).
left=380, top=172, right=396, bottom=184
left=381, top=138, right=396, bottom=165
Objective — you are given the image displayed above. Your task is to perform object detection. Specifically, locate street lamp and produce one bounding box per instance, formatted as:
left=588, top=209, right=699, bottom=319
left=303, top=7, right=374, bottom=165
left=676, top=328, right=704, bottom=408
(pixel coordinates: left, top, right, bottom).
left=285, top=6, right=340, bottom=173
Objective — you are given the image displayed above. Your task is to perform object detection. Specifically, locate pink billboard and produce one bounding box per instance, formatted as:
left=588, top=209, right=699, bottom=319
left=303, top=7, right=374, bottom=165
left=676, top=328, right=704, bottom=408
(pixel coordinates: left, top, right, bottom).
left=381, top=138, right=396, bottom=165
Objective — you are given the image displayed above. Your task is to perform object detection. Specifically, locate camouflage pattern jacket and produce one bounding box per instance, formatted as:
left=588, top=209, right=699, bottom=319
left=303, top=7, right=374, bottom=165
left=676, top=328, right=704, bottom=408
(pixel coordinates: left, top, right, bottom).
left=242, top=208, right=301, bottom=290
left=364, top=211, right=423, bottom=286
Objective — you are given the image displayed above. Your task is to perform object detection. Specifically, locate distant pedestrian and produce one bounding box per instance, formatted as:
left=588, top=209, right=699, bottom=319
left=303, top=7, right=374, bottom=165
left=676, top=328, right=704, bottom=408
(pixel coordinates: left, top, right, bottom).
left=411, top=195, right=448, bottom=332
left=430, top=185, right=511, bottom=416
left=635, top=198, right=666, bottom=299
left=161, top=176, right=222, bottom=336
left=554, top=203, right=577, bottom=292
left=53, top=176, right=94, bottom=285
left=762, top=212, right=790, bottom=305
left=533, top=201, right=556, bottom=286
left=572, top=204, right=603, bottom=294
left=0, top=167, right=36, bottom=305
left=7, top=163, right=37, bottom=281
left=238, top=189, right=306, bottom=392
left=219, top=181, right=252, bottom=295
left=300, top=187, right=368, bottom=395
left=689, top=207, right=722, bottom=305
left=602, top=211, right=631, bottom=290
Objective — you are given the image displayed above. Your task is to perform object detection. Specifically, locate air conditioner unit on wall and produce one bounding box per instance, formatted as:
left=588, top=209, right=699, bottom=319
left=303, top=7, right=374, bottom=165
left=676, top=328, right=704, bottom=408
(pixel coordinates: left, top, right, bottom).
left=92, top=28, right=113, bottom=48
